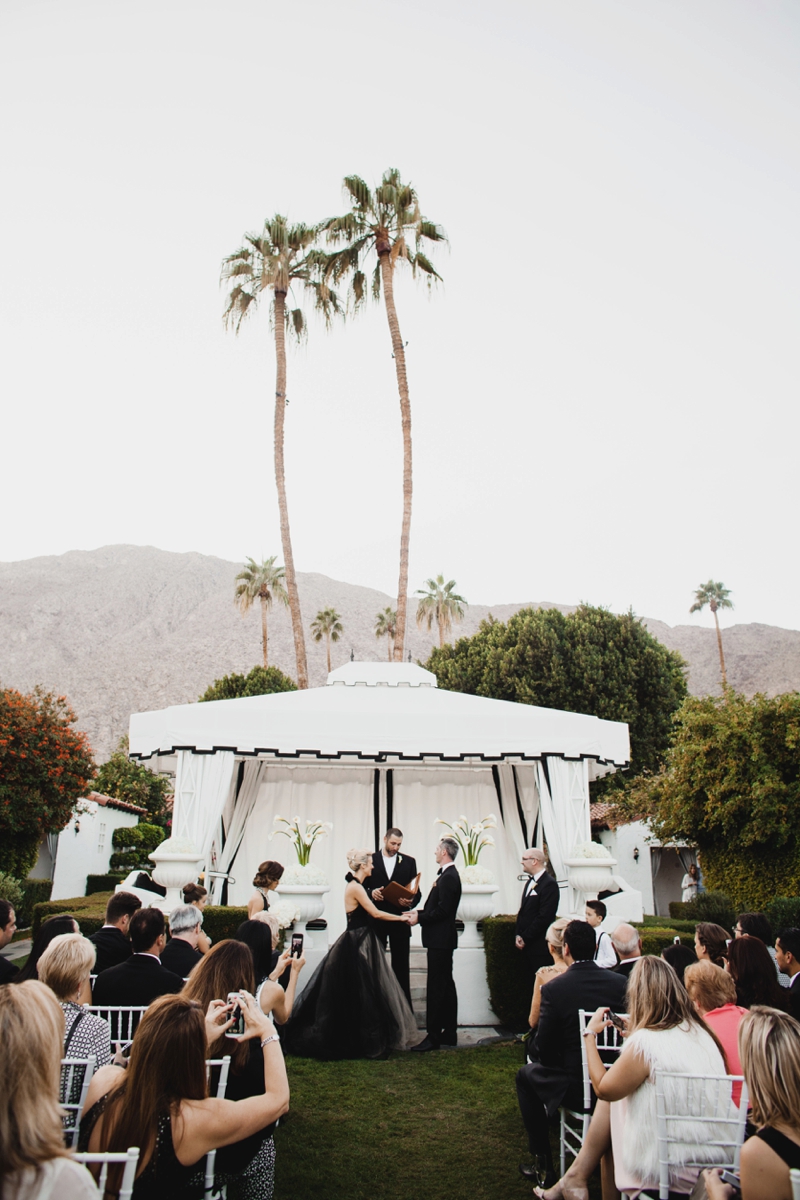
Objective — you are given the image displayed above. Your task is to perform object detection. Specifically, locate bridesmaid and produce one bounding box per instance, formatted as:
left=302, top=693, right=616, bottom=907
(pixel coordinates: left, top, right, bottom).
left=247, top=861, right=284, bottom=918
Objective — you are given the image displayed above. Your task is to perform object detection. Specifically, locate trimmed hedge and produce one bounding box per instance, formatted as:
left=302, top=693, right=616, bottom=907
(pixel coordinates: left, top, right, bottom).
left=765, top=897, right=800, bottom=932
left=202, top=906, right=249, bottom=944
left=637, top=916, right=697, bottom=934
left=32, top=893, right=112, bottom=938
left=670, top=891, right=735, bottom=932
left=18, top=879, right=53, bottom=927
left=483, top=915, right=530, bottom=1029
left=86, top=873, right=125, bottom=895
left=109, top=824, right=166, bottom=873
left=638, top=929, right=688, bottom=956
left=691, top=847, right=800, bottom=913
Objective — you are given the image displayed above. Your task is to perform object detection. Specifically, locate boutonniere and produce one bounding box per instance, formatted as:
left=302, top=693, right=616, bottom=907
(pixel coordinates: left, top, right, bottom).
left=398, top=854, right=403, bottom=864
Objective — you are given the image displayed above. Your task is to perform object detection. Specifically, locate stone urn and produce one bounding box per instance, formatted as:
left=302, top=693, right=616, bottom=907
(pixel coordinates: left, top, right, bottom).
left=457, top=883, right=499, bottom=949
left=563, top=855, right=618, bottom=901
left=149, top=838, right=205, bottom=912
left=276, top=870, right=331, bottom=949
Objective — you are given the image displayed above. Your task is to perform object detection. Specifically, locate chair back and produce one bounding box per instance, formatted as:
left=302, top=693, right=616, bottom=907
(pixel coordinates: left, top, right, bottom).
left=73, top=1147, right=141, bottom=1200
left=655, top=1070, right=749, bottom=1200
left=60, top=1055, right=97, bottom=1149
left=790, top=1167, right=800, bottom=1200
left=203, top=1056, right=232, bottom=1200
left=89, top=1006, right=147, bottom=1042
left=578, top=1008, right=626, bottom=1108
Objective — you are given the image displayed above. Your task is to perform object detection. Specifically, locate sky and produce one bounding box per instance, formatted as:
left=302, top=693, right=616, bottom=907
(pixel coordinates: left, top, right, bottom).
left=1, top=0, right=798, bottom=631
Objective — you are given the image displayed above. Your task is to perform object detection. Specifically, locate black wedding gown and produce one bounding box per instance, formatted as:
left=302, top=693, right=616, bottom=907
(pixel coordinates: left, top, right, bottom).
left=282, top=883, right=418, bottom=1060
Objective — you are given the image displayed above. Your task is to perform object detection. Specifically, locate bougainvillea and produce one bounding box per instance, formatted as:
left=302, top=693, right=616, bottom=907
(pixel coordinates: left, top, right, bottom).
left=0, top=687, right=95, bottom=876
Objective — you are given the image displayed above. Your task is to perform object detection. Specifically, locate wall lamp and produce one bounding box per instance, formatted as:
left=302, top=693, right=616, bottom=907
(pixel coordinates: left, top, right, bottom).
left=633, top=846, right=640, bottom=862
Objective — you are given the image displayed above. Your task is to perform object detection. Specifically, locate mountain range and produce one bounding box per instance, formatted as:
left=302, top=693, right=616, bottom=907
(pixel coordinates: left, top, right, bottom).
left=2, top=544, right=799, bottom=761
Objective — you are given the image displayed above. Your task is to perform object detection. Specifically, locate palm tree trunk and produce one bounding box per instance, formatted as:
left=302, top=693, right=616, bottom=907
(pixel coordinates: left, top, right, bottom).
left=260, top=596, right=269, bottom=669
left=439, top=618, right=445, bottom=649
left=713, top=609, right=728, bottom=689
left=387, top=635, right=392, bottom=662
left=379, top=254, right=412, bottom=663
left=273, top=290, right=309, bottom=689
left=326, top=632, right=331, bottom=674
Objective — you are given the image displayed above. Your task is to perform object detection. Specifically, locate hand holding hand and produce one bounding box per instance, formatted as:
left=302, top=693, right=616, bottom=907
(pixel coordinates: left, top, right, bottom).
left=371, top=887, right=384, bottom=901
left=406, top=911, right=419, bottom=926
left=515, top=935, right=525, bottom=950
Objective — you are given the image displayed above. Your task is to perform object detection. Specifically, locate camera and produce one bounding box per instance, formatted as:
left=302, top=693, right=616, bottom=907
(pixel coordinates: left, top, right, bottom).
left=225, top=991, right=246, bottom=1038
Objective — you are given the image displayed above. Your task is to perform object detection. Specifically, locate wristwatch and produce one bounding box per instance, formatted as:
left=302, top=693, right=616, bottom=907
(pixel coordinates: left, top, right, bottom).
left=260, top=1034, right=280, bottom=1048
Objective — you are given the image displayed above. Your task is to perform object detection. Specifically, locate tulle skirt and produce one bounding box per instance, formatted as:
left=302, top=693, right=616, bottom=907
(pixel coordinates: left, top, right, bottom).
left=282, top=926, right=418, bottom=1060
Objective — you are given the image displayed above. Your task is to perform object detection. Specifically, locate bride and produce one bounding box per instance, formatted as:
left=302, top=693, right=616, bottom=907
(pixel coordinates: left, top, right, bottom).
left=282, top=849, right=419, bottom=1060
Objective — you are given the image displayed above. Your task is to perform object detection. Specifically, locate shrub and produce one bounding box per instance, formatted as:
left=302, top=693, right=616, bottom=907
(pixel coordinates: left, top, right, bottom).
left=636, top=916, right=697, bottom=934
left=109, top=824, right=166, bottom=873
left=32, top=893, right=112, bottom=939
left=483, top=915, right=530, bottom=1029
left=0, top=872, right=25, bottom=915
left=698, top=846, right=800, bottom=912
left=200, top=666, right=297, bottom=702
left=17, top=879, right=53, bottom=928
left=765, top=896, right=800, bottom=933
left=638, top=929, right=686, bottom=957
left=86, top=873, right=125, bottom=895
left=94, top=736, right=171, bottom=826
left=202, top=906, right=249, bottom=945
left=669, top=891, right=735, bottom=932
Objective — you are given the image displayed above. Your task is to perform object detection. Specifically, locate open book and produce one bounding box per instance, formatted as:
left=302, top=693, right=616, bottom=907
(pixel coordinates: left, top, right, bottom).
left=381, top=873, right=421, bottom=907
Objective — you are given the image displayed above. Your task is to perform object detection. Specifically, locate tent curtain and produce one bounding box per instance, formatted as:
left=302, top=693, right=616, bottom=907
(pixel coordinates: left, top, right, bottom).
left=675, top=846, right=696, bottom=873
left=208, top=759, right=267, bottom=901
left=650, top=847, right=663, bottom=884
left=171, top=750, right=237, bottom=869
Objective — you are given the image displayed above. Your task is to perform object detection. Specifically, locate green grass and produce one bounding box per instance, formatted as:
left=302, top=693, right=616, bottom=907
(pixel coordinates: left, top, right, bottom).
left=275, top=1042, right=602, bottom=1200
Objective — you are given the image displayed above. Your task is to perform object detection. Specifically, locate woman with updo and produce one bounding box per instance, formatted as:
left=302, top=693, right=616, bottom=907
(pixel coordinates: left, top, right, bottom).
left=248, top=862, right=284, bottom=918
left=183, top=882, right=212, bottom=954
left=282, top=849, right=417, bottom=1061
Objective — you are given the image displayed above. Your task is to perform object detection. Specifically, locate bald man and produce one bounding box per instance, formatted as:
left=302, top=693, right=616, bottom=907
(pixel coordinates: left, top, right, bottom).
left=610, top=923, right=642, bottom=980
left=515, top=848, right=560, bottom=975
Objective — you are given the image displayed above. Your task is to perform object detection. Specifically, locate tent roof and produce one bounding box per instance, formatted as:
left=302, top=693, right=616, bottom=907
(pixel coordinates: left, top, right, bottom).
left=129, top=663, right=630, bottom=779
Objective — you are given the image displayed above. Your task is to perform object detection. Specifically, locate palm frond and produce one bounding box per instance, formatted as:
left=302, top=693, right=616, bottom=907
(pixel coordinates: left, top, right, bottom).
left=371, top=261, right=382, bottom=302
left=411, top=251, right=443, bottom=284
left=418, top=219, right=448, bottom=244
left=352, top=270, right=366, bottom=307
left=288, top=307, right=306, bottom=341
left=342, top=175, right=373, bottom=212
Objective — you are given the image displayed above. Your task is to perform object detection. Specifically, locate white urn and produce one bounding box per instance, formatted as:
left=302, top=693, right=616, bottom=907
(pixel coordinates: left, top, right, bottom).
left=457, top=883, right=499, bottom=949
left=276, top=884, right=331, bottom=950
left=563, top=855, right=618, bottom=899
left=148, top=838, right=204, bottom=913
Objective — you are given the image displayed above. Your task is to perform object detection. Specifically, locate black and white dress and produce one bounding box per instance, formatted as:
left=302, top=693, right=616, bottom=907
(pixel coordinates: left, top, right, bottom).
left=61, top=1000, right=112, bottom=1066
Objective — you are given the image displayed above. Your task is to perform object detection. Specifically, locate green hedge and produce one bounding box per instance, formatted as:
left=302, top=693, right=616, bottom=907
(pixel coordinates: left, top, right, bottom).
left=18, top=879, right=53, bottom=927
left=669, top=891, right=735, bottom=932
left=637, top=916, right=697, bottom=934
left=765, top=897, right=800, bottom=932
left=483, top=915, right=530, bottom=1029
left=638, top=929, right=689, bottom=956
left=32, top=893, right=112, bottom=938
left=692, top=847, right=800, bottom=913
left=202, top=906, right=249, bottom=944
left=86, top=873, right=125, bottom=895
left=109, top=824, right=166, bottom=873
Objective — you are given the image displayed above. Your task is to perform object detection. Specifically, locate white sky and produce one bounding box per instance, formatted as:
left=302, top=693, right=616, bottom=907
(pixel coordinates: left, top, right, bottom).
left=1, top=0, right=798, bottom=630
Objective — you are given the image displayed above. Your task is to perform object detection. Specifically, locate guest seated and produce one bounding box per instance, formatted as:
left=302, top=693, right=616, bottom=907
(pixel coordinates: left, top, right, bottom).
left=775, top=928, right=800, bottom=1019
left=695, top=921, right=731, bottom=968
left=534, top=957, right=730, bottom=1200
left=92, top=908, right=183, bottom=1009
left=726, top=935, right=788, bottom=1011
left=610, top=923, right=642, bottom=980
left=247, top=861, right=284, bottom=919
left=735, top=911, right=790, bottom=987
left=14, top=915, right=82, bottom=989
left=516, top=919, right=627, bottom=1187
left=183, top=883, right=211, bottom=954
left=38, top=934, right=112, bottom=1067
left=234, top=920, right=305, bottom=1021
left=705, top=1007, right=800, bottom=1200
left=685, top=959, right=746, bottom=1100
left=88, top=892, right=142, bottom=974
left=0, top=897, right=20, bottom=983
left=527, top=918, right=569, bottom=1032
left=0, top=981, right=99, bottom=1200
left=661, top=940, right=698, bottom=984
left=160, top=905, right=203, bottom=978
left=79, top=992, right=289, bottom=1200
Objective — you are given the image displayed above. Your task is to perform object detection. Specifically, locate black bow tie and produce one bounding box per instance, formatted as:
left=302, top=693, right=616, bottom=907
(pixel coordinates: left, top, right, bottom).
left=437, top=868, right=442, bottom=876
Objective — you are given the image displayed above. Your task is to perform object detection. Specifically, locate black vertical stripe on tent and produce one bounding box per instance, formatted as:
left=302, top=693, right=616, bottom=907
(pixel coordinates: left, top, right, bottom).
left=539, top=756, right=552, bottom=800
left=373, top=769, right=381, bottom=850
left=491, top=765, right=505, bottom=824
left=386, top=769, right=394, bottom=833
left=221, top=759, right=246, bottom=855
left=512, top=766, right=529, bottom=847
left=531, top=812, right=540, bottom=848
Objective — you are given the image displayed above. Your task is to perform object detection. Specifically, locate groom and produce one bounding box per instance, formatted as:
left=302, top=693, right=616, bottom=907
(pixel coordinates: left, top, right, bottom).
left=365, top=827, right=421, bottom=1004
left=408, top=837, right=461, bottom=1052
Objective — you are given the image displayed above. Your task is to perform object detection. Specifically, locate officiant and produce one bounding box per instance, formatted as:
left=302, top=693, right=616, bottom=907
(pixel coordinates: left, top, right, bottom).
left=365, top=827, right=421, bottom=1004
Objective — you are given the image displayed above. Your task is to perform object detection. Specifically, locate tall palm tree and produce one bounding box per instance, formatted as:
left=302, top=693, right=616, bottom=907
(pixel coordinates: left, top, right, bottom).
left=222, top=215, right=341, bottom=690
left=321, top=170, right=447, bottom=663
left=690, top=580, right=734, bottom=688
left=374, top=606, right=397, bottom=661
left=310, top=607, right=344, bottom=674
left=234, top=556, right=289, bottom=669
left=415, top=575, right=467, bottom=649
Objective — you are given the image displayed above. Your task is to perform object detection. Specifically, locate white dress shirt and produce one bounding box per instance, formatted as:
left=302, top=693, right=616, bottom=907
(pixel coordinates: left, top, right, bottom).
left=382, top=853, right=397, bottom=880
left=594, top=928, right=618, bottom=968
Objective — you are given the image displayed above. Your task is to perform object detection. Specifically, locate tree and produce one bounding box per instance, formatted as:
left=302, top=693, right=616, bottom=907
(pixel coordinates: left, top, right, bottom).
left=0, top=687, right=95, bottom=876
left=310, top=608, right=344, bottom=674
left=234, top=556, right=288, bottom=669
left=426, top=605, right=687, bottom=793
left=689, top=580, right=734, bottom=689
left=374, top=606, right=397, bottom=661
left=416, top=575, right=467, bottom=648
left=199, top=666, right=297, bottom=702
left=321, top=170, right=446, bottom=662
left=222, top=215, right=341, bottom=690
left=617, top=691, right=800, bottom=908
left=94, top=736, right=171, bottom=826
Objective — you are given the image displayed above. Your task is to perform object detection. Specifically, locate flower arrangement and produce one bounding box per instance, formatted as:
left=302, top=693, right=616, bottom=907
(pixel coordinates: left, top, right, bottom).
left=267, top=898, right=301, bottom=930
left=571, top=841, right=613, bottom=860
left=280, top=863, right=329, bottom=886
left=434, top=814, right=497, bottom=866
left=460, top=865, right=496, bottom=885
left=270, top=815, right=332, bottom=865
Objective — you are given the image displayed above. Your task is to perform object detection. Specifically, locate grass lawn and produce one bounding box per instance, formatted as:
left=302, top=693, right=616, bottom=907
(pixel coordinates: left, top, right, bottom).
left=275, top=1042, right=602, bottom=1200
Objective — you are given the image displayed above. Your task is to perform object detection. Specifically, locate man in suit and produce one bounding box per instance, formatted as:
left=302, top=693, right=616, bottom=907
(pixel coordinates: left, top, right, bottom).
left=515, top=847, right=560, bottom=975
left=776, top=928, right=800, bottom=1020
left=610, top=923, right=642, bottom=981
left=516, top=919, right=628, bottom=1186
left=89, top=892, right=142, bottom=974
left=160, top=904, right=203, bottom=978
left=365, top=827, right=421, bottom=1004
left=93, top=907, right=184, bottom=1013
left=408, top=837, right=461, bottom=1052
left=0, top=898, right=19, bottom=984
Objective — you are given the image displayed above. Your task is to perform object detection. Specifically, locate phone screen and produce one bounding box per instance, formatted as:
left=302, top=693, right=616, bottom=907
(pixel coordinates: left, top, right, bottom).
left=291, top=933, right=304, bottom=958
left=609, top=1011, right=626, bottom=1031
left=225, top=992, right=246, bottom=1038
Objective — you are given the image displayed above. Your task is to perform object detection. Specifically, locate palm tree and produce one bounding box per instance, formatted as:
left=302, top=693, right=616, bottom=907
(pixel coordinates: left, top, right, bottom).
left=321, top=170, right=447, bottom=663
left=311, top=607, right=344, bottom=674
left=415, top=575, right=467, bottom=649
left=690, top=580, right=734, bottom=688
left=222, top=215, right=341, bottom=690
left=234, top=556, right=289, bottom=670
left=374, top=606, right=397, bottom=661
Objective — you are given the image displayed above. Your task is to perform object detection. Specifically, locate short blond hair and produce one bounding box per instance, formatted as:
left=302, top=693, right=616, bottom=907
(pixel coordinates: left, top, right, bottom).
left=684, top=960, right=736, bottom=1012
left=252, top=910, right=281, bottom=948
left=739, top=1006, right=800, bottom=1129
left=545, top=918, right=570, bottom=954
left=0, top=981, right=68, bottom=1175
left=37, top=933, right=96, bottom=1000
left=347, top=848, right=371, bottom=872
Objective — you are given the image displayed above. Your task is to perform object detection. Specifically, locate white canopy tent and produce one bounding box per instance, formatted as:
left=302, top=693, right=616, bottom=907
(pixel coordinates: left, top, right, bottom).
left=129, top=663, right=631, bottom=939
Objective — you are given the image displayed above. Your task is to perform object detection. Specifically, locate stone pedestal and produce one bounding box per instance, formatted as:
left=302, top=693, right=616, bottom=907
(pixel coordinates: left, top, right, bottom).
left=453, top=946, right=497, bottom=1025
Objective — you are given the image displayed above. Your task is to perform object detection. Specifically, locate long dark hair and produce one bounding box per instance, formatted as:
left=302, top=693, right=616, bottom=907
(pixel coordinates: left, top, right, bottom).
left=696, top=922, right=730, bottom=968
left=235, top=919, right=274, bottom=984
left=182, top=941, right=255, bottom=1071
left=726, top=936, right=788, bottom=1011
left=15, top=915, right=78, bottom=983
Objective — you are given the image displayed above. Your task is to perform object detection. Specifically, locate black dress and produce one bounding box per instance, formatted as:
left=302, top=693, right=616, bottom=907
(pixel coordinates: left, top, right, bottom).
left=282, top=880, right=418, bottom=1060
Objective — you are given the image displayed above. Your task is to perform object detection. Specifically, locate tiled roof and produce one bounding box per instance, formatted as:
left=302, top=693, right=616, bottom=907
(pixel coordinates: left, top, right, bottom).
left=83, top=790, right=148, bottom=816
left=590, top=801, right=618, bottom=828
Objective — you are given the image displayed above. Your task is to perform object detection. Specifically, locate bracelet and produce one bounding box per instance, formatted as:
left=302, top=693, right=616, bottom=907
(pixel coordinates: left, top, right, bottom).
left=260, top=1034, right=280, bottom=1048
left=582, top=1028, right=597, bottom=1039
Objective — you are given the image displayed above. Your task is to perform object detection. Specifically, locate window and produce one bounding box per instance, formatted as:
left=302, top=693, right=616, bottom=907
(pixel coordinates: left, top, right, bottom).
left=98, top=822, right=107, bottom=854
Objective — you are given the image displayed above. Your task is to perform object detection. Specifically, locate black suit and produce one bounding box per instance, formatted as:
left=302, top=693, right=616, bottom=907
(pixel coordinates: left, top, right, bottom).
left=788, top=974, right=800, bottom=1021
left=417, top=864, right=461, bottom=1045
left=365, top=851, right=421, bottom=1004
left=0, top=956, right=19, bottom=983
left=516, top=870, right=560, bottom=974
left=160, top=937, right=202, bottom=979
left=89, top=926, right=133, bottom=975
left=612, top=958, right=640, bottom=981
left=516, top=959, right=628, bottom=1171
left=93, top=954, right=184, bottom=1009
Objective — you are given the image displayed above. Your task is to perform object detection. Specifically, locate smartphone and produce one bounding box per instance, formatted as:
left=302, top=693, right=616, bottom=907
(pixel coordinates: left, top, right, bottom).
left=225, top=991, right=246, bottom=1038
left=719, top=1170, right=741, bottom=1190
left=291, top=933, right=304, bottom=958
left=673, top=935, right=681, bottom=944
left=608, top=1011, right=626, bottom=1032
